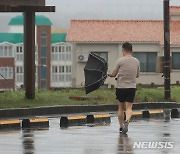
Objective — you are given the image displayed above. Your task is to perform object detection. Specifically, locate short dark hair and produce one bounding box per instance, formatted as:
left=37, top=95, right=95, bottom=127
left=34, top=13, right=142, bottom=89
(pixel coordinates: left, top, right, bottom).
left=122, top=42, right=132, bottom=52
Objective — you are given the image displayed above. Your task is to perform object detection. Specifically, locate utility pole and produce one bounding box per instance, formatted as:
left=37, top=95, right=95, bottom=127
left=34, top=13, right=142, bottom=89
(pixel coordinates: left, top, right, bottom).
left=24, top=11, right=36, bottom=99
left=163, top=0, right=171, bottom=101
left=0, top=0, right=55, bottom=99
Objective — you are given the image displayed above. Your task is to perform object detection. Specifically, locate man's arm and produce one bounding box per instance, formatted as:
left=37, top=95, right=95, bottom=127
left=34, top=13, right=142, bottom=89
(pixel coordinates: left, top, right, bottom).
left=108, top=59, right=120, bottom=78
left=108, top=70, right=118, bottom=78
left=136, top=66, right=140, bottom=78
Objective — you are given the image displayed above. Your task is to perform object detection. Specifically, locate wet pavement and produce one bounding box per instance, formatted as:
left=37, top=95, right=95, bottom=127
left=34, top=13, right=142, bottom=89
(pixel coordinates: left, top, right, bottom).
left=0, top=116, right=180, bottom=154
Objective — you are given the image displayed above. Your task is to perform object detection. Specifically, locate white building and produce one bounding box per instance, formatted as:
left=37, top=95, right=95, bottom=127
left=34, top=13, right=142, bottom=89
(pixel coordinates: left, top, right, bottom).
left=66, top=6, right=180, bottom=88
left=0, top=15, right=72, bottom=90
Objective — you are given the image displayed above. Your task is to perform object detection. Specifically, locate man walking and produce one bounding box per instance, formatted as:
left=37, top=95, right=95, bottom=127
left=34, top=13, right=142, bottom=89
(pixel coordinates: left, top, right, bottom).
left=108, top=42, right=140, bottom=134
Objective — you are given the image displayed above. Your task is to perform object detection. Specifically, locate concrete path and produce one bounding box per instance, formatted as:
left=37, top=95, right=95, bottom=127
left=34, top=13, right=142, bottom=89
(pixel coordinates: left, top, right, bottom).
left=0, top=116, right=179, bottom=154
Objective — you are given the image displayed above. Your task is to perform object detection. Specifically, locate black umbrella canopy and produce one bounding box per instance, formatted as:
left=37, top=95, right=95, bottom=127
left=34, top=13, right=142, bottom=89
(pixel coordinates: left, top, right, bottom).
left=84, top=53, right=108, bottom=94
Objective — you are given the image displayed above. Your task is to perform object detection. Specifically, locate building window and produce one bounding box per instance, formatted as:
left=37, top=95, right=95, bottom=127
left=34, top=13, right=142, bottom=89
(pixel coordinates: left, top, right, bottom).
left=16, top=66, right=23, bottom=83
left=52, top=66, right=58, bottom=73
left=51, top=45, right=72, bottom=61
left=66, top=46, right=69, bottom=52
left=91, top=52, right=108, bottom=62
left=62, top=46, right=65, bottom=52
left=40, top=30, right=47, bottom=89
left=16, top=66, right=23, bottom=73
left=58, top=46, right=61, bottom=52
left=8, top=46, right=13, bottom=57
left=59, top=66, right=64, bottom=73
left=41, top=30, right=47, bottom=46
left=41, top=58, right=46, bottom=66
left=41, top=47, right=47, bottom=57
left=133, top=52, right=157, bottom=72
left=51, top=44, right=72, bottom=84
left=66, top=66, right=71, bottom=73
left=0, top=67, right=13, bottom=79
left=41, top=67, right=47, bottom=80
left=41, top=38, right=47, bottom=46
left=172, top=52, right=180, bottom=69
left=16, top=46, right=23, bottom=61
left=0, top=45, right=13, bottom=57
left=51, top=65, right=72, bottom=82
left=52, top=47, right=54, bottom=52
left=65, top=74, right=71, bottom=82
left=68, top=46, right=72, bottom=52
left=16, top=46, right=23, bottom=53
left=41, top=30, right=47, bottom=37
left=59, top=74, right=64, bottom=82
left=16, top=54, right=23, bottom=61
left=16, top=75, right=23, bottom=83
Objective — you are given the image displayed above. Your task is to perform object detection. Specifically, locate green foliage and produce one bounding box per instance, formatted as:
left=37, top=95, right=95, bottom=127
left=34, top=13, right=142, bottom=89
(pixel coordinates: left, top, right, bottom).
left=135, top=86, right=165, bottom=102
left=0, top=86, right=180, bottom=109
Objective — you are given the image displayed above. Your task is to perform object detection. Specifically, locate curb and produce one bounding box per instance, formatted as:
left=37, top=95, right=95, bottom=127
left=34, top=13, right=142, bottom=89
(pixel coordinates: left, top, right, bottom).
left=22, top=118, right=49, bottom=128
left=0, top=102, right=179, bottom=119
left=132, top=110, right=164, bottom=119
left=0, top=118, right=49, bottom=129
left=0, top=109, right=177, bottom=129
left=60, top=114, right=111, bottom=127
left=0, top=119, right=20, bottom=129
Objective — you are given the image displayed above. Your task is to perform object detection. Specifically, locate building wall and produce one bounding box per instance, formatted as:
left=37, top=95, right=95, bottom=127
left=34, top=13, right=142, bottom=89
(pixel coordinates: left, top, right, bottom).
left=9, top=26, right=23, bottom=33
left=50, top=43, right=72, bottom=88
left=0, top=58, right=14, bottom=90
left=36, top=26, right=51, bottom=90
left=170, top=46, right=180, bottom=84
left=0, top=35, right=72, bottom=90
left=72, top=42, right=180, bottom=87
left=14, top=44, right=24, bottom=88
left=9, top=26, right=37, bottom=43
left=72, top=43, right=119, bottom=87
left=132, top=43, right=164, bottom=85
left=14, top=44, right=39, bottom=89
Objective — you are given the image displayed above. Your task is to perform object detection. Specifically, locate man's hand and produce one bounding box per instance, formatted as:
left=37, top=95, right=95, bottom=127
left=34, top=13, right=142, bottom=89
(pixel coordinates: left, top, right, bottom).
left=108, top=70, right=118, bottom=77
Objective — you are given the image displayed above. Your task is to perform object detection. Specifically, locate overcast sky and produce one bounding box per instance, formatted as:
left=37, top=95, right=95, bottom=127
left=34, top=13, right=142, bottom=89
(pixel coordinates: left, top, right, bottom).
left=0, top=0, right=180, bottom=32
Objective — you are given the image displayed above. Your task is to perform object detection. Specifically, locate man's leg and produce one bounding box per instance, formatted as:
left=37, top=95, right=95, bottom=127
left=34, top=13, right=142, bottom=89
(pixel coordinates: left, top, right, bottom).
left=118, top=102, right=125, bottom=128
left=125, top=88, right=135, bottom=122
left=125, top=102, right=133, bottom=122
left=122, top=102, right=133, bottom=134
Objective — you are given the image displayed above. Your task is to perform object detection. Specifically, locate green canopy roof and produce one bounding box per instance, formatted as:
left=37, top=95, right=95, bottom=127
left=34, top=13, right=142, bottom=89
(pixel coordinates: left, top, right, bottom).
left=51, top=33, right=67, bottom=44
left=0, top=33, right=23, bottom=44
left=0, top=33, right=67, bottom=44
left=9, top=15, right=52, bottom=26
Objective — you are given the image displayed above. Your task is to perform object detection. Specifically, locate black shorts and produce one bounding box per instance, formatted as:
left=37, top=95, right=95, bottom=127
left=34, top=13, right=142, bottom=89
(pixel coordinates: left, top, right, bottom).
left=116, top=88, right=136, bottom=103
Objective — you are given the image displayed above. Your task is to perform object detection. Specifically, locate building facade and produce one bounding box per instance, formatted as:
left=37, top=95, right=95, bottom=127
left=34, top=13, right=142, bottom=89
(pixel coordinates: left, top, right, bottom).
left=0, top=41, right=15, bottom=90
left=66, top=6, right=180, bottom=88
left=0, top=15, right=72, bottom=91
left=51, top=38, right=72, bottom=88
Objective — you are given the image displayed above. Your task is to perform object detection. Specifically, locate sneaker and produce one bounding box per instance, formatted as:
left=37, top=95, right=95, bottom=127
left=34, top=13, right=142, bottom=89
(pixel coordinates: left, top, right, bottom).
left=123, top=121, right=129, bottom=134
left=119, top=127, right=123, bottom=133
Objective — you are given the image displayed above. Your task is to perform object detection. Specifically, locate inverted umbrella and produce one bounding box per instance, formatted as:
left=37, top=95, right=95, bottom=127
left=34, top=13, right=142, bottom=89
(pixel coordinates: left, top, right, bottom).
left=84, top=53, right=108, bottom=94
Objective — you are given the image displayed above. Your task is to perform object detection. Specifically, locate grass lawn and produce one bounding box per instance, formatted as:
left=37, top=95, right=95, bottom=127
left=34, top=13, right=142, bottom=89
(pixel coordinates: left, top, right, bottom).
left=0, top=86, right=179, bottom=109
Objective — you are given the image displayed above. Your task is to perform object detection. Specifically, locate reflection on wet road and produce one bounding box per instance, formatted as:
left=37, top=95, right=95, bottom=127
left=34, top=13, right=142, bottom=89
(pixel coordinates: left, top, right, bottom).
left=0, top=117, right=180, bottom=154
